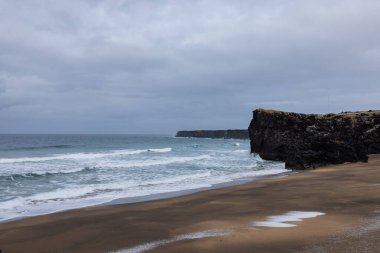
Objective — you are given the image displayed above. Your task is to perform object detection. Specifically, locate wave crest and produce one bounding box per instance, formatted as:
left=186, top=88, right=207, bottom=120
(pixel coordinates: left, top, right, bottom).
left=0, top=147, right=172, bottom=164
left=0, top=144, right=72, bottom=151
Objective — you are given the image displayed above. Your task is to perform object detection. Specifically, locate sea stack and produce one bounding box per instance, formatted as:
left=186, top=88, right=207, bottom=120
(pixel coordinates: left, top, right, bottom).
left=248, top=109, right=380, bottom=169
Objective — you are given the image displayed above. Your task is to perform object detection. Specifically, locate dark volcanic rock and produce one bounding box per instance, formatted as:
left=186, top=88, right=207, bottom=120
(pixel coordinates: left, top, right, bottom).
left=249, top=109, right=380, bottom=169
left=176, top=129, right=249, bottom=139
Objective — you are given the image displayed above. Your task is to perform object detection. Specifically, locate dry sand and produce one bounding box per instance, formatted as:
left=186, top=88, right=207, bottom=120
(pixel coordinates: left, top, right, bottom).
left=1, top=155, right=380, bottom=253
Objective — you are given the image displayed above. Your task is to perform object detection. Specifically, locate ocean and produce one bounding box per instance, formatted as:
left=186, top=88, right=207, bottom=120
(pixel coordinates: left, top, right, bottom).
left=0, top=134, right=286, bottom=222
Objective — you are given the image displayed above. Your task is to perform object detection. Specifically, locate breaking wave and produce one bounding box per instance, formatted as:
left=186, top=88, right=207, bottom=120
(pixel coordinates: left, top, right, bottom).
left=0, top=144, right=72, bottom=151
left=0, top=147, right=172, bottom=164
left=0, top=136, right=287, bottom=222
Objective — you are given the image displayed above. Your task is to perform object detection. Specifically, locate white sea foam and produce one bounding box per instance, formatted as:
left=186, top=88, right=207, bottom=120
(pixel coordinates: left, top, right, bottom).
left=110, top=229, right=231, bottom=253
left=0, top=184, right=125, bottom=221
left=144, top=171, right=212, bottom=185
left=0, top=148, right=172, bottom=164
left=148, top=148, right=172, bottom=153
left=0, top=137, right=286, bottom=223
left=0, top=165, right=287, bottom=222
left=233, top=149, right=248, bottom=153
left=0, top=166, right=87, bottom=177
left=96, top=155, right=211, bottom=168
left=253, top=211, right=325, bottom=228
left=0, top=170, right=213, bottom=221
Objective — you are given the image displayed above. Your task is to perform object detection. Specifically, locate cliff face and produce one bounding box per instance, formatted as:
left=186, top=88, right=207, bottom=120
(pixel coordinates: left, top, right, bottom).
left=249, top=109, right=380, bottom=169
left=176, top=129, right=249, bottom=139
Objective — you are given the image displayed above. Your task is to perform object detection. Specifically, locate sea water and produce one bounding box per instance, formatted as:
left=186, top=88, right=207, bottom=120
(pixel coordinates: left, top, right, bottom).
left=0, top=134, right=286, bottom=222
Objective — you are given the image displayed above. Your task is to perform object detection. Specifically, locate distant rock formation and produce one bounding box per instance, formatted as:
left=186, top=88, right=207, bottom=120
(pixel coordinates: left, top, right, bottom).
left=176, top=129, right=249, bottom=139
left=249, top=109, right=380, bottom=169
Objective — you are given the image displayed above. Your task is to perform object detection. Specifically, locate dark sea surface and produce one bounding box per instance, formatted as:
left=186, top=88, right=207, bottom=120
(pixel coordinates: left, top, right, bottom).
left=0, top=134, right=285, bottom=221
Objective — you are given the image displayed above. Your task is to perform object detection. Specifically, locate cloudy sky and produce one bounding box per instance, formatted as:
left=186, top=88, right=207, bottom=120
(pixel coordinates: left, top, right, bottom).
left=0, top=0, right=379, bottom=134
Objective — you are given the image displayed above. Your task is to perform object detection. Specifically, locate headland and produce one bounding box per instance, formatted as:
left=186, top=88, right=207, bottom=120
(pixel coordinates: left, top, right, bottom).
left=249, top=109, right=380, bottom=169
left=176, top=129, right=249, bottom=139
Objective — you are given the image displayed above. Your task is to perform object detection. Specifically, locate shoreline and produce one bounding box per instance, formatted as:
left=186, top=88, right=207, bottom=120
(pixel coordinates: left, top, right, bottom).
left=104, top=170, right=293, bottom=205
left=1, top=155, right=380, bottom=252
left=0, top=168, right=291, bottom=224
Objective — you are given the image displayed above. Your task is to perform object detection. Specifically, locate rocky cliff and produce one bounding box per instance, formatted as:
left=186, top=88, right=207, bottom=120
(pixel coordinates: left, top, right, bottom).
left=249, top=109, right=380, bottom=169
left=176, top=129, right=249, bottom=139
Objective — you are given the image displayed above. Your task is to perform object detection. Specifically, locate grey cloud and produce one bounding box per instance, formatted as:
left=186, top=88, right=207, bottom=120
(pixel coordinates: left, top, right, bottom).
left=0, top=0, right=380, bottom=133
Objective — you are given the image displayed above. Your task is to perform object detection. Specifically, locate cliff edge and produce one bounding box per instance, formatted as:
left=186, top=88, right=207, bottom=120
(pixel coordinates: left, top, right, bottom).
left=249, top=109, right=380, bottom=169
left=176, top=129, right=248, bottom=139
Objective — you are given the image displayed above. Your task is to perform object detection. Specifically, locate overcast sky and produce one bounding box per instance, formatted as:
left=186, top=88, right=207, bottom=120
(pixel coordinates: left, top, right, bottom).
left=0, top=0, right=379, bottom=134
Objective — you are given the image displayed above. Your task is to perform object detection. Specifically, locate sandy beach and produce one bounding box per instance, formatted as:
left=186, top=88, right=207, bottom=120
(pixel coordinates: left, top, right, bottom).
left=1, top=155, right=380, bottom=253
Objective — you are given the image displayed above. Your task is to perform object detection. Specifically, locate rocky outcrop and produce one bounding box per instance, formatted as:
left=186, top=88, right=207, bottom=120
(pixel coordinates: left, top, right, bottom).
left=249, top=109, right=380, bottom=169
left=176, top=129, right=249, bottom=139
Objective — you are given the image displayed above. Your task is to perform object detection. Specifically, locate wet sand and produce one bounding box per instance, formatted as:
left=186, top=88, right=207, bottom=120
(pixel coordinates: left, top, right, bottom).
left=1, top=155, right=380, bottom=253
